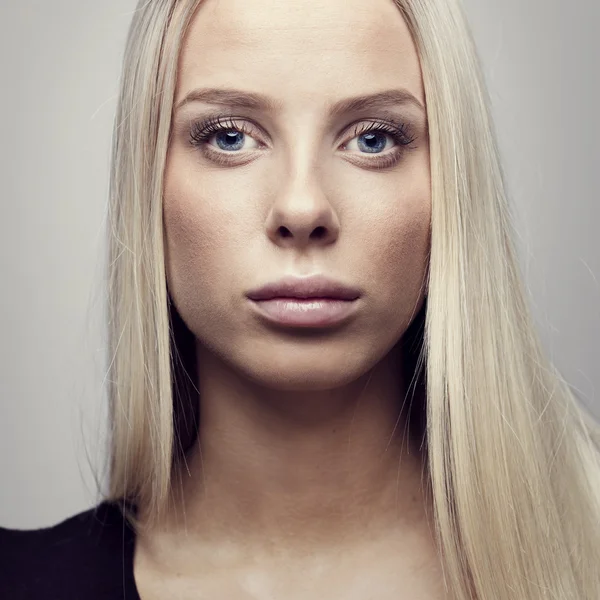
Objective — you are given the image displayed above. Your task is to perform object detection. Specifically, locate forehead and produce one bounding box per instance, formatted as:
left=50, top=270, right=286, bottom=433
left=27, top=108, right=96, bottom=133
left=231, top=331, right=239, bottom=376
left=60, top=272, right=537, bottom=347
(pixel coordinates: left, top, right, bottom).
left=175, top=0, right=425, bottom=111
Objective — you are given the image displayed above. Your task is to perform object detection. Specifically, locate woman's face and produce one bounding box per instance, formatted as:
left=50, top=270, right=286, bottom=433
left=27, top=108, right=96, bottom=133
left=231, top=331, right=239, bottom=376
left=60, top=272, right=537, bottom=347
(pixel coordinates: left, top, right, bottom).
left=164, top=0, right=431, bottom=390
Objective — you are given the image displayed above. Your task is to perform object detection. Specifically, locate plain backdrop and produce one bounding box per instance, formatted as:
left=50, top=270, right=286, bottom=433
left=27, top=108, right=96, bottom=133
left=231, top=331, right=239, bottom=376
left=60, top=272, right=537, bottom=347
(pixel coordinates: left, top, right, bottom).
left=1, top=0, right=598, bottom=528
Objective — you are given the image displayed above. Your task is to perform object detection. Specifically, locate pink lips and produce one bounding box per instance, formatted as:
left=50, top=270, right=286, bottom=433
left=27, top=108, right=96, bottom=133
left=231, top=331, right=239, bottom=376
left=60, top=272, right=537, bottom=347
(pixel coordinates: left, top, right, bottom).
left=246, top=274, right=361, bottom=328
left=250, top=298, right=358, bottom=327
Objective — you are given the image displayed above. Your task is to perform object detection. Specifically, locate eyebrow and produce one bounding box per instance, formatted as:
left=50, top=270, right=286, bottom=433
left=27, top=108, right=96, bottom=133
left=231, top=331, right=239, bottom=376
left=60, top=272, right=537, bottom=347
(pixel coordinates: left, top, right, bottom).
left=174, top=87, right=425, bottom=116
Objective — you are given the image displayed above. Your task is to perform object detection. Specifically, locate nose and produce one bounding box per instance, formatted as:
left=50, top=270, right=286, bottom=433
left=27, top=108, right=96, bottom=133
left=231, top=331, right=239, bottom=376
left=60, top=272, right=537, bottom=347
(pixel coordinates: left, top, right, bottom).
left=265, top=167, right=340, bottom=249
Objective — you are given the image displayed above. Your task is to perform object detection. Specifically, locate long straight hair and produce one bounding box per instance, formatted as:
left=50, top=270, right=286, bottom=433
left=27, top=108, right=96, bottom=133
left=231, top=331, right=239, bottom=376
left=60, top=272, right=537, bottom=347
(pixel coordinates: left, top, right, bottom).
left=102, top=0, right=600, bottom=598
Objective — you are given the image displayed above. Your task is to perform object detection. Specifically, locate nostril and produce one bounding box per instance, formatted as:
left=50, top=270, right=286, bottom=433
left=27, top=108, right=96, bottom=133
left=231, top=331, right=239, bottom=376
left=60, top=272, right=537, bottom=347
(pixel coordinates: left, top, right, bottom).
left=276, top=225, right=328, bottom=239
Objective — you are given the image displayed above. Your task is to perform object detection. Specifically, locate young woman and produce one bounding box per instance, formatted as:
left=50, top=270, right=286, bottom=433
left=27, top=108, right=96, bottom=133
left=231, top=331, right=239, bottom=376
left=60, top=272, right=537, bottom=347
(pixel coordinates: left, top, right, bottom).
left=2, top=0, right=599, bottom=598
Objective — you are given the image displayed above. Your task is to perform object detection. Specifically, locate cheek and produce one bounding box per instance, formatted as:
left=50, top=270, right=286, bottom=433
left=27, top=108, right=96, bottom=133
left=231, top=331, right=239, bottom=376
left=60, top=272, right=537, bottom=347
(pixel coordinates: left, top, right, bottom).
left=162, top=152, right=261, bottom=266
left=343, top=143, right=431, bottom=293
left=354, top=192, right=431, bottom=336
left=162, top=166, right=235, bottom=313
left=377, top=205, right=430, bottom=280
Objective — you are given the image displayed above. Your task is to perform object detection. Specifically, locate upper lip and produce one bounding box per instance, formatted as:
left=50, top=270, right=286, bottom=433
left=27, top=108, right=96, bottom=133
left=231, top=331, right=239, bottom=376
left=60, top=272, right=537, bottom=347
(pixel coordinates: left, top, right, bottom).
left=246, top=274, right=361, bottom=301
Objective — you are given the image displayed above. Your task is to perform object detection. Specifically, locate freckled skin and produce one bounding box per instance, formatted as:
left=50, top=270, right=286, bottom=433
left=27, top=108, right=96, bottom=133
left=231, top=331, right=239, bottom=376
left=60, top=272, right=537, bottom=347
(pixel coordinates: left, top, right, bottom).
left=136, top=0, right=443, bottom=597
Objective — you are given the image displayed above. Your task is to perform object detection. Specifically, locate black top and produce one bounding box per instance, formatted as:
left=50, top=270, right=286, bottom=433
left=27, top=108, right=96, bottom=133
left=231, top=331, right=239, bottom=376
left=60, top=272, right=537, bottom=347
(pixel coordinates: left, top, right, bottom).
left=0, top=501, right=141, bottom=599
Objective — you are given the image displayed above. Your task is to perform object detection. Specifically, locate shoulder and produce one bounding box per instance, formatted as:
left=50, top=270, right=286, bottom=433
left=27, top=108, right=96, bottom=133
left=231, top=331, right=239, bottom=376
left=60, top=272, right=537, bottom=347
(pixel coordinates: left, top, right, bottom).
left=0, top=500, right=137, bottom=600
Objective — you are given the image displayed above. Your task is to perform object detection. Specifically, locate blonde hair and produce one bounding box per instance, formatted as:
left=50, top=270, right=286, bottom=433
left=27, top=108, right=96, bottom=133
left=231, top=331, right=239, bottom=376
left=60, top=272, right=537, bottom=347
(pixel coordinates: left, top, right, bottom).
left=102, top=0, right=600, bottom=597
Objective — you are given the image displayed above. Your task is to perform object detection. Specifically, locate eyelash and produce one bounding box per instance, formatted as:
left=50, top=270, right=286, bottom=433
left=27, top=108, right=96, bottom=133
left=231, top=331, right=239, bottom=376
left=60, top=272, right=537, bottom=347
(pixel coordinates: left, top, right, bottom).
left=188, top=115, right=418, bottom=169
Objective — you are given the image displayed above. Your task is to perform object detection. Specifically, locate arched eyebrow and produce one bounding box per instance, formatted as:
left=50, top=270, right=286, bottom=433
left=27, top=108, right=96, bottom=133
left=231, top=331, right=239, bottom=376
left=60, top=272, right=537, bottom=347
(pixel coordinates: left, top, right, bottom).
left=174, top=87, right=425, bottom=115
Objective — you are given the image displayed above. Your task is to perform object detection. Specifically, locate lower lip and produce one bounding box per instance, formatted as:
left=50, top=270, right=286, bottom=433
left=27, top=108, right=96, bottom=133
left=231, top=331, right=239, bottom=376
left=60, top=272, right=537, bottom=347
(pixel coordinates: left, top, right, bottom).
left=249, top=298, right=359, bottom=328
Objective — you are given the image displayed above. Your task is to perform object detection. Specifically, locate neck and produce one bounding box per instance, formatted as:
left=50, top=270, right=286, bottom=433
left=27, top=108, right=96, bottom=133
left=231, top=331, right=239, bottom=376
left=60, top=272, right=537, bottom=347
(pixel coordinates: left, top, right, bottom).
left=144, top=341, right=430, bottom=552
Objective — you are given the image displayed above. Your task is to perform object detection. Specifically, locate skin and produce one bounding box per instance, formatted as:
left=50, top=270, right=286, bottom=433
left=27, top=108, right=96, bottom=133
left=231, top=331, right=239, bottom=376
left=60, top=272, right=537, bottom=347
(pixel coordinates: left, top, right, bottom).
left=135, top=0, right=444, bottom=597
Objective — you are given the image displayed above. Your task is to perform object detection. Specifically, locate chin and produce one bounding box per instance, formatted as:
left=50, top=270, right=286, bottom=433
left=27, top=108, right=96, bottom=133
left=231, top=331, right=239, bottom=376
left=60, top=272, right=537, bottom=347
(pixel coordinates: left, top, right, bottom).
left=239, top=349, right=383, bottom=392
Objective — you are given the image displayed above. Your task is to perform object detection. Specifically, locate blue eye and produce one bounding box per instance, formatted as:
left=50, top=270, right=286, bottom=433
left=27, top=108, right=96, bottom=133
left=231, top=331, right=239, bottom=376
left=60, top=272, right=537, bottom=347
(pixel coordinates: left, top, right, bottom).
left=353, top=131, right=391, bottom=154
left=214, top=130, right=246, bottom=151
left=190, top=117, right=262, bottom=153
left=189, top=115, right=418, bottom=168
left=344, top=120, right=417, bottom=155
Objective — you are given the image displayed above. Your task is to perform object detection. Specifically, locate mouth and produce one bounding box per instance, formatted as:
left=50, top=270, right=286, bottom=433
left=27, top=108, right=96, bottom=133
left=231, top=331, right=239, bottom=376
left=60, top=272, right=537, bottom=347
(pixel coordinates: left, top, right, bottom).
left=246, top=274, right=361, bottom=301
left=245, top=274, right=362, bottom=328
left=248, top=297, right=359, bottom=328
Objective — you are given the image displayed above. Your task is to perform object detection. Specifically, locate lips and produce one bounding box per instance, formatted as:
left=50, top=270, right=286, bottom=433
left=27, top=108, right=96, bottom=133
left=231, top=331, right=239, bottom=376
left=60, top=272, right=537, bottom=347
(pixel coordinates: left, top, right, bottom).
left=246, top=275, right=361, bottom=328
left=245, top=274, right=361, bottom=301
left=248, top=297, right=359, bottom=328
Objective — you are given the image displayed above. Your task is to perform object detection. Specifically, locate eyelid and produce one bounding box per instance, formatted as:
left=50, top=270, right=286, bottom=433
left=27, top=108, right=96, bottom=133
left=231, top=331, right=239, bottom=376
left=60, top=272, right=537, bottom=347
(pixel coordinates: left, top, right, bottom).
left=189, top=113, right=415, bottom=142
left=188, top=114, right=418, bottom=169
left=189, top=115, right=267, bottom=147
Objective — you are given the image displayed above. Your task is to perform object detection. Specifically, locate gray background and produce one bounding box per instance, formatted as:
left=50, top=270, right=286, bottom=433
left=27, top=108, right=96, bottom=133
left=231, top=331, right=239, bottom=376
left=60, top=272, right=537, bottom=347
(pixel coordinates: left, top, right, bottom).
left=1, top=0, right=598, bottom=528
